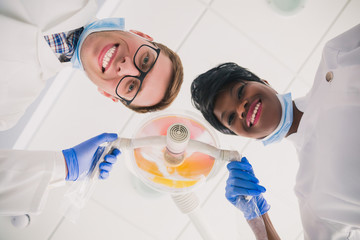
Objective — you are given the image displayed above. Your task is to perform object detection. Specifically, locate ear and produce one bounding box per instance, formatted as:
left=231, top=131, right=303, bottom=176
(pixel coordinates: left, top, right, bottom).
left=129, top=29, right=153, bottom=41
left=97, top=87, right=119, bottom=102
left=261, top=79, right=270, bottom=85
left=261, top=79, right=278, bottom=93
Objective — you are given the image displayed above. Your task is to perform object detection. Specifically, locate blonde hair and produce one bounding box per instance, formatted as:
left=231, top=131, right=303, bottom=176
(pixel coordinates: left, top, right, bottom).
left=125, top=42, right=184, bottom=113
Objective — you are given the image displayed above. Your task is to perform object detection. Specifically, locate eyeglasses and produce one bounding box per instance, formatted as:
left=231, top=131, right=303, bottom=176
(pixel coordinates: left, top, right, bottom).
left=115, top=44, right=161, bottom=105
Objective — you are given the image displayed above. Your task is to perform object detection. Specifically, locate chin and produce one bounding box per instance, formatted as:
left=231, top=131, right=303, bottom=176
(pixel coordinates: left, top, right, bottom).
left=251, top=130, right=270, bottom=140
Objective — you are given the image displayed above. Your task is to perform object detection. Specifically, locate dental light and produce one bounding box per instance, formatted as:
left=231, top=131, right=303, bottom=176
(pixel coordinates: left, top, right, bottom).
left=64, top=110, right=267, bottom=239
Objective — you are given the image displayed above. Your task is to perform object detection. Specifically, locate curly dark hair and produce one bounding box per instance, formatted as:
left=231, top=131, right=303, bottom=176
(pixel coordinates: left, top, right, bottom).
left=191, top=62, right=265, bottom=135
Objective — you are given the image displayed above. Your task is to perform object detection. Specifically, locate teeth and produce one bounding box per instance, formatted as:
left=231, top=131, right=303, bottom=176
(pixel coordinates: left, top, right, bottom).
left=250, top=102, right=261, bottom=125
left=102, top=46, right=116, bottom=69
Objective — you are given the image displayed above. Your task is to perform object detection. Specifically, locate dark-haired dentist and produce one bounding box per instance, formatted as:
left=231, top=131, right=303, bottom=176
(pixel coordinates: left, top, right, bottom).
left=191, top=24, right=360, bottom=239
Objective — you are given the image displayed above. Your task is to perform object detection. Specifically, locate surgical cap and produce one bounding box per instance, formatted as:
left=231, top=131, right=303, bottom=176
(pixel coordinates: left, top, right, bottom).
left=71, top=18, right=125, bottom=69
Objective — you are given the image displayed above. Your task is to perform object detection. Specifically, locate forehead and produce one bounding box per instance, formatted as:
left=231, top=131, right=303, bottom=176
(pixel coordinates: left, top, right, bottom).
left=213, top=85, right=234, bottom=116
left=144, top=51, right=172, bottom=83
left=213, top=78, right=246, bottom=97
left=124, top=31, right=155, bottom=47
left=215, top=81, right=242, bottom=101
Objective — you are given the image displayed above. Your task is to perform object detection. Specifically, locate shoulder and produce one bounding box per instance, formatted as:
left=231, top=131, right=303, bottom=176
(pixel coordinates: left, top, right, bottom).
left=324, top=24, right=360, bottom=52
left=0, top=0, right=98, bottom=33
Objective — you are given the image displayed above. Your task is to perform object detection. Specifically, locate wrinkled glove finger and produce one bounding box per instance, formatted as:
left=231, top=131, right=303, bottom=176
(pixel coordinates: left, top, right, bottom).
left=99, top=170, right=110, bottom=179
left=228, top=170, right=259, bottom=183
left=227, top=177, right=262, bottom=190
left=226, top=185, right=263, bottom=198
left=227, top=178, right=266, bottom=192
left=226, top=196, right=239, bottom=206
left=99, top=162, right=113, bottom=172
left=103, top=148, right=121, bottom=164
left=254, top=195, right=271, bottom=214
left=240, top=157, right=249, bottom=163
left=111, top=148, right=121, bottom=157
left=227, top=160, right=253, bottom=173
left=104, top=154, right=117, bottom=164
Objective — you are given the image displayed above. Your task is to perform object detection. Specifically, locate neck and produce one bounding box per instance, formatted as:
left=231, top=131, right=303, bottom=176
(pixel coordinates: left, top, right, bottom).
left=286, top=101, right=303, bottom=137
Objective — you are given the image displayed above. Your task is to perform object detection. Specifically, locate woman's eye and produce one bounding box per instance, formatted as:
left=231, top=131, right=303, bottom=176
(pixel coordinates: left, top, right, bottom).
left=228, top=113, right=235, bottom=126
left=237, top=84, right=245, bottom=99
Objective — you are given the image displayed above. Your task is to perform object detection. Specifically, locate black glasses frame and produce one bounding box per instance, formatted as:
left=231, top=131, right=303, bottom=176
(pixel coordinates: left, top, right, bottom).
left=115, top=44, right=161, bottom=105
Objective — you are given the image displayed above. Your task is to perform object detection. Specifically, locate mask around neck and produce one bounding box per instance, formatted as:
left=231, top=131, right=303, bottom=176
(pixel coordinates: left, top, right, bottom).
left=261, top=92, right=293, bottom=146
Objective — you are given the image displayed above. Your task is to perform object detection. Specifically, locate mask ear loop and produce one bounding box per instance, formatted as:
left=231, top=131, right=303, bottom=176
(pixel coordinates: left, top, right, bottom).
left=261, top=79, right=280, bottom=95
left=261, top=79, right=270, bottom=86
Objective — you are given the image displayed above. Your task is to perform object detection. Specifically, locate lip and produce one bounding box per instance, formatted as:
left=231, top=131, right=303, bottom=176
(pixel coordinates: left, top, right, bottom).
left=246, top=99, right=262, bottom=127
left=98, top=44, right=118, bottom=72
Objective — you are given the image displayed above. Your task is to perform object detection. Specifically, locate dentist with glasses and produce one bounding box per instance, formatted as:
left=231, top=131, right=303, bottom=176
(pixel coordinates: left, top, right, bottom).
left=0, top=0, right=183, bottom=219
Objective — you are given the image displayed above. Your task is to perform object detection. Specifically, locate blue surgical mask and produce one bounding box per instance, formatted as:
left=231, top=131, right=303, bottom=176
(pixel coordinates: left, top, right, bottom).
left=71, top=18, right=125, bottom=69
left=261, top=92, right=293, bottom=146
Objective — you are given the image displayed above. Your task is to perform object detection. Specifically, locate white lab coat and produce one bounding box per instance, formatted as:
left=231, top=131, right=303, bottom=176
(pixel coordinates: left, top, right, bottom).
left=0, top=150, right=65, bottom=215
left=288, top=24, right=360, bottom=239
left=0, top=0, right=97, bottom=215
left=0, top=0, right=97, bottom=130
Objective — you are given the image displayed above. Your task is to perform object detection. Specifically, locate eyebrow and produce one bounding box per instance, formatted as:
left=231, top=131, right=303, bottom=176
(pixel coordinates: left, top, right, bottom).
left=220, top=112, right=225, bottom=123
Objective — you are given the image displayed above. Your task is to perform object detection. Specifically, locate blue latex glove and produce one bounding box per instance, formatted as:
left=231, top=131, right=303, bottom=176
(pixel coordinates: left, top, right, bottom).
left=99, top=148, right=121, bottom=179
left=235, top=194, right=270, bottom=220
left=225, top=157, right=270, bottom=219
left=62, top=133, right=119, bottom=181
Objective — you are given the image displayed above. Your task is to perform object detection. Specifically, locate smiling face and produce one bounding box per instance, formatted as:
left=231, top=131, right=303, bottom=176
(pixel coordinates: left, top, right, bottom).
left=80, top=30, right=173, bottom=107
left=213, top=80, right=282, bottom=139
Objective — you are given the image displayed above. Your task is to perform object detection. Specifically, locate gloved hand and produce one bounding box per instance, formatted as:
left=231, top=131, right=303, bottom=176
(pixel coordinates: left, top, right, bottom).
left=62, top=133, right=120, bottom=181
left=99, top=148, right=121, bottom=179
left=225, top=157, right=270, bottom=220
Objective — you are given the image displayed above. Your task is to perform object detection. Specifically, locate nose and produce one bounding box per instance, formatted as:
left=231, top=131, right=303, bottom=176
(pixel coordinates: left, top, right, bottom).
left=236, top=100, right=248, bottom=119
left=116, top=56, right=140, bottom=77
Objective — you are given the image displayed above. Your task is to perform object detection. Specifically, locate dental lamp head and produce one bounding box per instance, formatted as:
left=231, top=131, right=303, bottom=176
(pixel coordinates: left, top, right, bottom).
left=164, top=123, right=190, bottom=167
